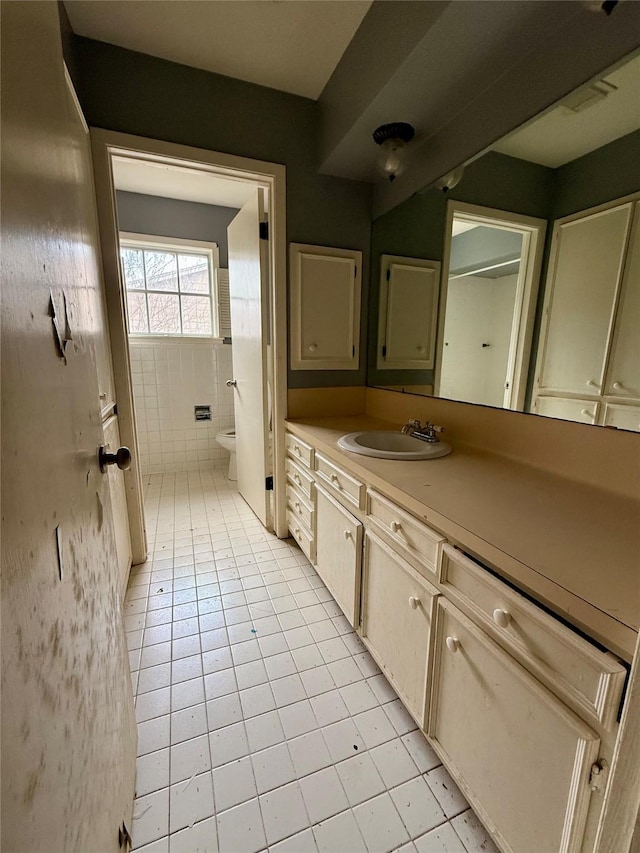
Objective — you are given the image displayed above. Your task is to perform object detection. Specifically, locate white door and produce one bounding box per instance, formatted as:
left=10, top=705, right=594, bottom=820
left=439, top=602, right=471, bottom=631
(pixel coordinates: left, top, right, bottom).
left=1, top=4, right=136, bottom=850
left=228, top=189, right=271, bottom=528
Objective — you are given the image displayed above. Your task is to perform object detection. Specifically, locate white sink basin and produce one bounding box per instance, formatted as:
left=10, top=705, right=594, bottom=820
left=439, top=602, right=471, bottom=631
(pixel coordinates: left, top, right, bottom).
left=337, top=431, right=452, bottom=460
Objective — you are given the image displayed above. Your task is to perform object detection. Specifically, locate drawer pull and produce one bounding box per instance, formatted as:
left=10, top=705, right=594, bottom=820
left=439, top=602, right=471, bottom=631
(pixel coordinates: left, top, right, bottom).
left=612, top=381, right=623, bottom=391
left=390, top=521, right=402, bottom=533
left=580, top=409, right=592, bottom=418
left=408, top=596, right=420, bottom=610
left=330, top=474, right=342, bottom=488
left=586, top=379, right=598, bottom=388
left=493, top=608, right=512, bottom=629
left=294, top=527, right=300, bottom=536
left=294, top=445, right=301, bottom=455
left=295, top=502, right=302, bottom=513
left=294, top=473, right=301, bottom=484
left=308, top=343, right=318, bottom=352
left=343, top=530, right=351, bottom=540
left=446, top=636, right=460, bottom=653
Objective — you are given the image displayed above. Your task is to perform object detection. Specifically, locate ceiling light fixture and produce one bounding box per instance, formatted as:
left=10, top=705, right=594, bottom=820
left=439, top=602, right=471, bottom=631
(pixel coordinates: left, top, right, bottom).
left=373, top=122, right=415, bottom=182
left=434, top=166, right=465, bottom=193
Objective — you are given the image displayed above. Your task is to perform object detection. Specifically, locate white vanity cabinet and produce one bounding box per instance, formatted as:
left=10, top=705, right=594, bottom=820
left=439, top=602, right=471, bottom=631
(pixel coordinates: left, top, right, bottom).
left=314, top=484, right=363, bottom=627
left=361, top=531, right=438, bottom=727
left=289, top=243, right=362, bottom=371
left=285, top=432, right=316, bottom=563
left=429, top=598, right=601, bottom=853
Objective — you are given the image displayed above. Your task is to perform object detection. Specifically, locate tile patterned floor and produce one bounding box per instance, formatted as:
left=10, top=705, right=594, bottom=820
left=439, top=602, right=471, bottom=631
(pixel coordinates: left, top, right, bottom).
left=124, top=470, right=498, bottom=853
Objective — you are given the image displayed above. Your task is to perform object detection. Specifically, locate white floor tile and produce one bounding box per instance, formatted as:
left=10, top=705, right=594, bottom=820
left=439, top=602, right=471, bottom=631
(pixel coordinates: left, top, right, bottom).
left=239, top=682, right=276, bottom=718
left=245, top=708, right=285, bottom=752
left=322, top=718, right=365, bottom=763
left=206, top=692, right=242, bottom=730
left=401, top=731, right=442, bottom=773
left=384, top=698, right=418, bottom=735
left=209, top=721, right=249, bottom=768
left=171, top=703, right=208, bottom=744
left=136, top=687, right=171, bottom=723
left=271, top=673, right=307, bottom=707
left=390, top=776, right=447, bottom=837
left=413, top=822, right=466, bottom=853
left=138, top=715, right=171, bottom=756
left=216, top=798, right=266, bottom=853
left=132, top=788, right=170, bottom=848
left=212, top=755, right=257, bottom=811
left=425, top=766, right=469, bottom=819
left=451, top=809, right=500, bottom=853
left=171, top=677, right=205, bottom=712
left=313, top=809, right=367, bottom=853
left=260, top=781, right=309, bottom=846
left=278, top=699, right=318, bottom=740
left=310, top=689, right=350, bottom=727
left=353, top=792, right=410, bottom=853
left=169, top=815, right=218, bottom=853
left=136, top=748, right=170, bottom=798
left=251, top=742, right=296, bottom=794
left=335, top=752, right=386, bottom=806
left=369, top=739, right=420, bottom=789
left=288, top=730, right=332, bottom=777
left=170, top=734, right=211, bottom=784
left=270, top=827, right=318, bottom=852
left=353, top=706, right=397, bottom=749
left=339, top=681, right=378, bottom=715
left=299, top=766, right=349, bottom=824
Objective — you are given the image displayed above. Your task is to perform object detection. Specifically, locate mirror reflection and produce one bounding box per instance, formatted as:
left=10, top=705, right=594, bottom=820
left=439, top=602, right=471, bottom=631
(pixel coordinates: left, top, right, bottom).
left=368, top=52, right=640, bottom=431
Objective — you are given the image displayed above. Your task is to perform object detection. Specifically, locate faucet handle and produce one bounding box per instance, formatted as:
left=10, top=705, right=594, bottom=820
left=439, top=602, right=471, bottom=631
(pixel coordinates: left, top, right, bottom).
left=408, top=418, right=422, bottom=428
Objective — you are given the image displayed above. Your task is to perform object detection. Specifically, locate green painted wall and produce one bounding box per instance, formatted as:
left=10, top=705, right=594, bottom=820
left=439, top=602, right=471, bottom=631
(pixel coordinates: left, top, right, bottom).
left=71, top=36, right=373, bottom=389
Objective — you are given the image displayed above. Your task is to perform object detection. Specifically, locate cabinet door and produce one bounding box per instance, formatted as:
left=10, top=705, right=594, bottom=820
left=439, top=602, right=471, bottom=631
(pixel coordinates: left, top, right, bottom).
left=428, top=600, right=600, bottom=853
left=533, top=395, right=598, bottom=425
left=537, top=203, right=632, bottom=396
left=361, top=532, right=438, bottom=727
left=315, top=485, right=363, bottom=627
left=289, top=243, right=361, bottom=370
left=604, top=201, right=640, bottom=400
left=377, top=255, right=440, bottom=370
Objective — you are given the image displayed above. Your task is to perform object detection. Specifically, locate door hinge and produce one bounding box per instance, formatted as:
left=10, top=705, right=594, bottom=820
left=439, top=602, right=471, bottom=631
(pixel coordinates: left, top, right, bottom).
left=589, top=759, right=608, bottom=792
left=259, top=221, right=269, bottom=241
left=265, top=476, right=274, bottom=491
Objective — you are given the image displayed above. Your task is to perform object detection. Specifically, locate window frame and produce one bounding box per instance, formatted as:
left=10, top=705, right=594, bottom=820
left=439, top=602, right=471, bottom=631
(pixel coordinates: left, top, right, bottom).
left=119, top=232, right=221, bottom=339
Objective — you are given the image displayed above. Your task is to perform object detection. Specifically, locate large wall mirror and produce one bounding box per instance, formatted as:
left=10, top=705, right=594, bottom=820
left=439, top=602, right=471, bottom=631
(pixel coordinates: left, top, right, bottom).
left=367, top=51, right=640, bottom=432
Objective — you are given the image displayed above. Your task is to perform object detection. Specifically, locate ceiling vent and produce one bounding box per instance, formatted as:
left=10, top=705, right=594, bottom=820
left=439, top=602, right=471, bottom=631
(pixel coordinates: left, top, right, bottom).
left=560, top=80, right=617, bottom=113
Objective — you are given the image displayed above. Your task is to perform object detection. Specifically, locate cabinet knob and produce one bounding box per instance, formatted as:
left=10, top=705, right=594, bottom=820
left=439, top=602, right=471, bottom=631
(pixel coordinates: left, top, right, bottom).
left=294, top=474, right=301, bottom=484
left=493, top=608, right=511, bottom=629
left=308, top=343, right=317, bottom=352
left=586, top=380, right=598, bottom=388
left=417, top=345, right=425, bottom=353
left=408, top=596, right=419, bottom=610
left=330, top=474, right=341, bottom=488
left=294, top=527, right=300, bottom=536
left=581, top=409, right=593, bottom=418
left=295, top=502, right=301, bottom=512
left=343, top=530, right=351, bottom=540
left=612, top=381, right=623, bottom=391
left=294, top=445, right=301, bottom=455
left=446, top=636, right=460, bottom=653
left=390, top=521, right=401, bottom=533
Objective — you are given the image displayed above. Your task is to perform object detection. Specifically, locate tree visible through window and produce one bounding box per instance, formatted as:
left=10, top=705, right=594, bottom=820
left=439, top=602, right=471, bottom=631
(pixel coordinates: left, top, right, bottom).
left=120, top=240, right=216, bottom=336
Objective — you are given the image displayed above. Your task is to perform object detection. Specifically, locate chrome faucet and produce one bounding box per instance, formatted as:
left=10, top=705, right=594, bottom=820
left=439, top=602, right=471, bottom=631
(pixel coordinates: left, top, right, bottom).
left=401, top=419, right=445, bottom=443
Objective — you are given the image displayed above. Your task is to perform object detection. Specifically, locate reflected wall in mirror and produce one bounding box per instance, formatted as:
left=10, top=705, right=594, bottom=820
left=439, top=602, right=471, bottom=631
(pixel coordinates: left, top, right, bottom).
left=367, top=52, right=640, bottom=432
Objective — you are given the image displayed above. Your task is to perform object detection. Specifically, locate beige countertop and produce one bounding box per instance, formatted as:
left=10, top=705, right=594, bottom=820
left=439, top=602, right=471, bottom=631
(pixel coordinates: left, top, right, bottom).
left=286, top=415, right=640, bottom=662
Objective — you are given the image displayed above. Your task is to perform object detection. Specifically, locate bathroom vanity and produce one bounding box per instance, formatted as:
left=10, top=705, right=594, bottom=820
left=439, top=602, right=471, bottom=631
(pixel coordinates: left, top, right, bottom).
left=284, top=413, right=638, bottom=853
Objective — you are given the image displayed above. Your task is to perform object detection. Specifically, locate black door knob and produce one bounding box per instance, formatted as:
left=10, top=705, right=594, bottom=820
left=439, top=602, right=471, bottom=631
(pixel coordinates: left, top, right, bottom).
left=98, top=445, right=132, bottom=472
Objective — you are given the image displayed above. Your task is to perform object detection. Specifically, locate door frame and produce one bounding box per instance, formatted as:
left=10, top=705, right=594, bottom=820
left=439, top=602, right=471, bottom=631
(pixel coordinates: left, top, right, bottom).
left=435, top=201, right=546, bottom=411
left=91, top=129, right=288, bottom=562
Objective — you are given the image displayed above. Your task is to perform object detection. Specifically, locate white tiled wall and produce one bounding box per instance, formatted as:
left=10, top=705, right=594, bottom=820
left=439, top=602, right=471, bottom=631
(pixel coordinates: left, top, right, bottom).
left=130, top=339, right=235, bottom=475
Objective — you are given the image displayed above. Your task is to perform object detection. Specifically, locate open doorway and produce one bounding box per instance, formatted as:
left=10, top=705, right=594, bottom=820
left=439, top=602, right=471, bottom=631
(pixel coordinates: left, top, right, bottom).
left=435, top=202, right=546, bottom=410
left=91, top=131, right=288, bottom=564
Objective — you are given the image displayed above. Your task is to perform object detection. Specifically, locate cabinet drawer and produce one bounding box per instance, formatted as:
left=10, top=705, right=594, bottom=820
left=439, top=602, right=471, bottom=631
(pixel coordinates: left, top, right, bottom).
left=367, top=489, right=444, bottom=580
left=429, top=599, right=599, bottom=853
left=285, top=432, right=314, bottom=469
left=315, top=452, right=365, bottom=510
left=286, top=484, right=314, bottom=533
left=440, top=544, right=626, bottom=729
left=285, top=457, right=314, bottom=501
left=287, top=510, right=315, bottom=564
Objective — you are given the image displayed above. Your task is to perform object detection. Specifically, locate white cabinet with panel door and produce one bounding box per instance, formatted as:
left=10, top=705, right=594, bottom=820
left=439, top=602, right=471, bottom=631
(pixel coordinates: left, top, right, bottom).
left=428, top=598, right=601, bottom=853
left=289, top=243, right=361, bottom=370
left=376, top=254, right=440, bottom=370
left=314, top=484, right=363, bottom=627
left=361, top=531, right=439, bottom=728
left=534, top=395, right=599, bottom=426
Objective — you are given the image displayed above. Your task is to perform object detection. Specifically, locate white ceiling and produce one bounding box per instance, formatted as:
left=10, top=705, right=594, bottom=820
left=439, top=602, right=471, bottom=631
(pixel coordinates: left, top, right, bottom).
left=64, top=0, right=371, bottom=100
left=493, top=53, right=640, bottom=168
left=112, top=157, right=256, bottom=208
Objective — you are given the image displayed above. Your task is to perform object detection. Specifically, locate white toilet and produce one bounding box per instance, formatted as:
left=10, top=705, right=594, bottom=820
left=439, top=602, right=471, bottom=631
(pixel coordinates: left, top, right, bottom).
left=215, top=428, right=237, bottom=481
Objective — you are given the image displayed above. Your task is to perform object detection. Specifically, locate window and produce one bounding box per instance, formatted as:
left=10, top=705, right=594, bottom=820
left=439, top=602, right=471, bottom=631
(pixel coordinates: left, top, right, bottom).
left=120, top=234, right=220, bottom=337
